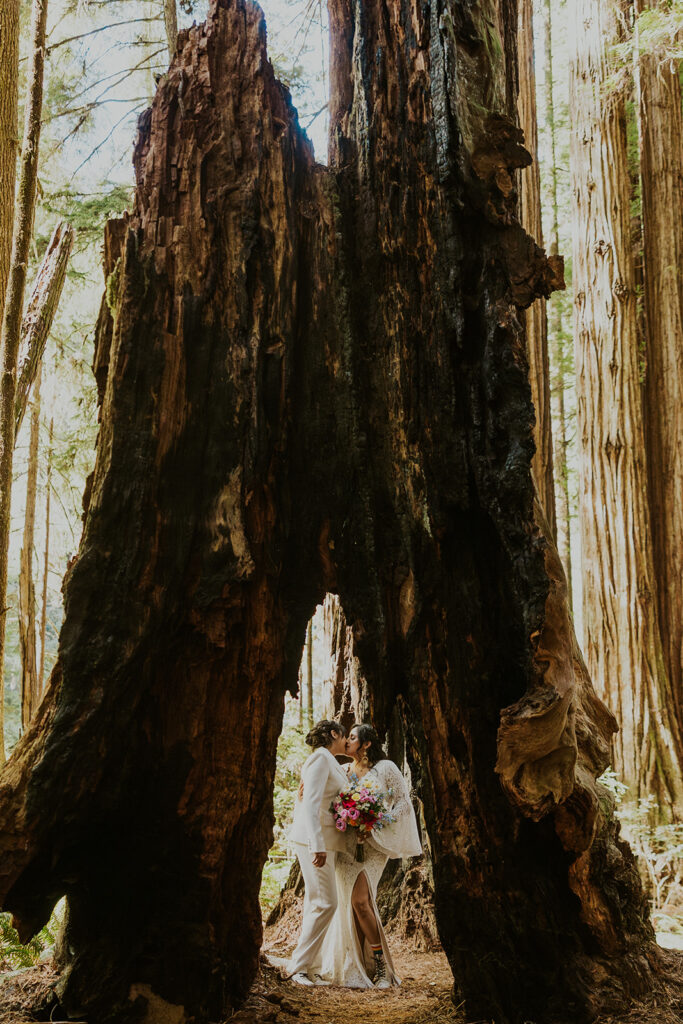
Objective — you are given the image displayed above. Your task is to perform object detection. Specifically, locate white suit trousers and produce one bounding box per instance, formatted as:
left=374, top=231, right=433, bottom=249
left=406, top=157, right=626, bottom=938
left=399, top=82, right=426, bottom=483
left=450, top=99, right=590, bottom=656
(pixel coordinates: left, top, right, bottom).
left=288, top=842, right=338, bottom=976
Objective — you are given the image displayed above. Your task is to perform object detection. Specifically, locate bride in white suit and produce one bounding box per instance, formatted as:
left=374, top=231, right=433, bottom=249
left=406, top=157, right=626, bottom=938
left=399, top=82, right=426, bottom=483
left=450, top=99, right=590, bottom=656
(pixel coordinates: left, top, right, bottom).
left=286, top=719, right=349, bottom=986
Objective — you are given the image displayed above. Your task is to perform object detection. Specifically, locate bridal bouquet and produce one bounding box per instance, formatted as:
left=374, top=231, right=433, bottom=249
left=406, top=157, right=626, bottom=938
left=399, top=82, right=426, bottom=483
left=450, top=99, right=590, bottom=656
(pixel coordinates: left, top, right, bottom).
left=330, top=779, right=395, bottom=862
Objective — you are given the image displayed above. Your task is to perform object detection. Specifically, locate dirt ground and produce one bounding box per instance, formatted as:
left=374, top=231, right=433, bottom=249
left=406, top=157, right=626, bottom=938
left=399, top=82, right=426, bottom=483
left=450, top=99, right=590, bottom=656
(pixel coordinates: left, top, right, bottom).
left=1, top=940, right=683, bottom=1024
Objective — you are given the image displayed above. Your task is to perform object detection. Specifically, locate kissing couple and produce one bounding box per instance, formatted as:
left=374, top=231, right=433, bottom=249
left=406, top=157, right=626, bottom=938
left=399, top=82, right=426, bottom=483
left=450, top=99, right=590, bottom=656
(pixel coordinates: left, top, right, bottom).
left=286, top=719, right=422, bottom=989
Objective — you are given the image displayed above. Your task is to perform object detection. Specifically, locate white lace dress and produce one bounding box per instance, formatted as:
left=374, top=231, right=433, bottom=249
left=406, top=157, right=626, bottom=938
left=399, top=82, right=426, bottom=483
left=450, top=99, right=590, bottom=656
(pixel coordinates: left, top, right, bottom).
left=318, top=759, right=422, bottom=988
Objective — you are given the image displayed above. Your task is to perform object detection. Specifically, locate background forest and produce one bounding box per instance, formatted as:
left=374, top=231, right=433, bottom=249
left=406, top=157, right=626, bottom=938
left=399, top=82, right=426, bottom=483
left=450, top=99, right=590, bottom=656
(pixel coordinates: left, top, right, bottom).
left=1, top=0, right=683, bottom=982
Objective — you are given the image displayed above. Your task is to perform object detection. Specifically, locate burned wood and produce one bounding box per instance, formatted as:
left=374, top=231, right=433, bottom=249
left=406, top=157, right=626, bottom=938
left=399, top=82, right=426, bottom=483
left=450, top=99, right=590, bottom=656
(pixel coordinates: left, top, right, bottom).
left=0, top=2, right=658, bottom=1023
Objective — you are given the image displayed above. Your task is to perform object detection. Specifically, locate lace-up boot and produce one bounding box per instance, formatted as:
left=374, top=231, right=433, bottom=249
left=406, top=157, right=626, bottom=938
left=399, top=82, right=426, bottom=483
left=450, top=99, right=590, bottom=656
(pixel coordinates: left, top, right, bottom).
left=373, top=951, right=390, bottom=989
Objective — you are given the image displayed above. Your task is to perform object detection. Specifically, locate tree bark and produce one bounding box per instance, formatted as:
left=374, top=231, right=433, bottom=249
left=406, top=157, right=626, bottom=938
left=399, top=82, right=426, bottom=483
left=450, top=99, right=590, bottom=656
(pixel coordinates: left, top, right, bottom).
left=570, top=0, right=683, bottom=812
left=517, top=0, right=555, bottom=536
left=543, top=0, right=572, bottom=606
left=306, top=617, right=313, bottom=730
left=0, top=0, right=48, bottom=766
left=163, top=0, right=178, bottom=59
left=634, top=0, right=683, bottom=736
left=0, top=3, right=659, bottom=1023
left=14, top=222, right=74, bottom=440
left=321, top=592, right=367, bottom=729
left=0, top=0, right=19, bottom=323
left=38, top=415, right=52, bottom=693
left=19, top=365, right=41, bottom=731
left=0, top=0, right=20, bottom=765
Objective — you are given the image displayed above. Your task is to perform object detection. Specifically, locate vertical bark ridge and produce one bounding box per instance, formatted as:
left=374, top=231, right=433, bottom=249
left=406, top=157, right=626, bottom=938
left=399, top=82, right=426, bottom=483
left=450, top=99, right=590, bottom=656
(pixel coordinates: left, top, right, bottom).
left=570, top=0, right=683, bottom=812
left=19, top=365, right=41, bottom=730
left=0, top=0, right=49, bottom=766
left=635, top=0, right=683, bottom=737
left=543, top=0, right=573, bottom=603
left=517, top=0, right=556, bottom=536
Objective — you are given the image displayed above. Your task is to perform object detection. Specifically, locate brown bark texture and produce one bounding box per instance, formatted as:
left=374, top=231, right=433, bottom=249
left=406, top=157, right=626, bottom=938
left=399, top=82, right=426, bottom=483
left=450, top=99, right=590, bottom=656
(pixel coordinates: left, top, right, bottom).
left=14, top=222, right=74, bottom=439
left=306, top=617, right=313, bottom=729
left=570, top=0, right=683, bottom=813
left=0, top=0, right=20, bottom=765
left=517, top=0, right=556, bottom=536
left=321, top=592, right=367, bottom=729
left=163, top=0, right=178, bottom=59
left=0, top=2, right=658, bottom=1023
left=19, top=365, right=41, bottom=731
left=0, top=0, right=19, bottom=330
left=635, top=0, right=683, bottom=737
left=543, top=0, right=572, bottom=605
left=0, top=0, right=48, bottom=766
left=38, top=415, right=53, bottom=692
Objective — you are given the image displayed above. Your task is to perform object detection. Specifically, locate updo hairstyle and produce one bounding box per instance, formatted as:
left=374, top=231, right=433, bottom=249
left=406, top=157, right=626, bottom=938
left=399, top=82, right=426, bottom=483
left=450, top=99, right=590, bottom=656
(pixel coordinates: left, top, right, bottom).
left=351, top=723, right=387, bottom=765
left=305, top=719, right=347, bottom=749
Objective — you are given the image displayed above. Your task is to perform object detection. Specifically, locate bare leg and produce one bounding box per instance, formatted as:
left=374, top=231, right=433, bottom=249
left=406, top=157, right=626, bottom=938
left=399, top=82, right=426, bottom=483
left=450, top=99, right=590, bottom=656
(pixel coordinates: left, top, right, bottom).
left=351, top=870, right=381, bottom=947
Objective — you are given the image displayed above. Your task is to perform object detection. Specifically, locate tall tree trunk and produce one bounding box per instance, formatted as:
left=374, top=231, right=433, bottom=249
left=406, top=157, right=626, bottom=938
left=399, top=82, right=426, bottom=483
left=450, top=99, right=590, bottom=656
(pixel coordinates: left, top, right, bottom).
left=163, top=0, right=178, bottom=59
left=0, top=0, right=19, bottom=326
left=634, top=0, right=683, bottom=735
left=0, top=3, right=658, bottom=1023
left=306, top=617, right=313, bottom=729
left=0, top=0, right=20, bottom=765
left=38, top=414, right=52, bottom=693
left=544, top=0, right=573, bottom=606
left=0, top=0, right=48, bottom=765
left=19, top=365, right=40, bottom=730
left=570, top=0, right=683, bottom=812
left=517, top=0, right=556, bottom=535
left=14, top=222, right=74, bottom=439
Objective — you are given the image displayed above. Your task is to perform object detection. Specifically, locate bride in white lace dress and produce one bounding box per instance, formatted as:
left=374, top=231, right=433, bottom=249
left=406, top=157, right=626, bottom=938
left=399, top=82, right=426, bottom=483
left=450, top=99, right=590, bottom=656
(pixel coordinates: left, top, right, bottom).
left=318, top=724, right=422, bottom=989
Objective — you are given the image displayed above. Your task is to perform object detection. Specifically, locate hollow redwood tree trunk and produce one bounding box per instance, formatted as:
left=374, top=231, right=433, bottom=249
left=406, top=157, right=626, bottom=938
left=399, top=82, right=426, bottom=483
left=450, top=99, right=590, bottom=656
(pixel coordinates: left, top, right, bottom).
left=0, top=2, right=659, bottom=1023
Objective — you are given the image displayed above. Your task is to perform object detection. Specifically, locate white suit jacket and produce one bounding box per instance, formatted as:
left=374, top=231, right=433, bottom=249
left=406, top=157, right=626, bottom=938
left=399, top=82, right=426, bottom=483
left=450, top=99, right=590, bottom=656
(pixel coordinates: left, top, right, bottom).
left=289, top=747, right=349, bottom=854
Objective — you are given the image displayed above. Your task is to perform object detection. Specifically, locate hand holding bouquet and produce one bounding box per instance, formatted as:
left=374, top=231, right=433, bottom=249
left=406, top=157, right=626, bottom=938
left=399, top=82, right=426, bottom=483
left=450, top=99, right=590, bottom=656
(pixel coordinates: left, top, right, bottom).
left=330, top=777, right=395, bottom=862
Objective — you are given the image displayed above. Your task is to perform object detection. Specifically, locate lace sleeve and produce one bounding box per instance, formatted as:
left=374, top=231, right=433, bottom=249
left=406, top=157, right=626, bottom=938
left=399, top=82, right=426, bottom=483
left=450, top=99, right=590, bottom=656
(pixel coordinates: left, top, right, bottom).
left=382, top=760, right=412, bottom=821
left=371, top=760, right=422, bottom=860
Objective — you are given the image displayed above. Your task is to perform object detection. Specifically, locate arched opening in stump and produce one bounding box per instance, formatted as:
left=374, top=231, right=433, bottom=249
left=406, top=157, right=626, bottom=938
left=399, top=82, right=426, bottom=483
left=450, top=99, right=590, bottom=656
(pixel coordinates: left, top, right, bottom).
left=259, top=592, right=439, bottom=973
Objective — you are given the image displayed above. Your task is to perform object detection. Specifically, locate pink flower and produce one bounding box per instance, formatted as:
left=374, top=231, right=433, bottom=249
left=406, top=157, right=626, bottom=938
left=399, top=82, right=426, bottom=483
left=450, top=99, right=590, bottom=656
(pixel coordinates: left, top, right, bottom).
left=336, top=820, right=347, bottom=831
left=348, top=808, right=360, bottom=820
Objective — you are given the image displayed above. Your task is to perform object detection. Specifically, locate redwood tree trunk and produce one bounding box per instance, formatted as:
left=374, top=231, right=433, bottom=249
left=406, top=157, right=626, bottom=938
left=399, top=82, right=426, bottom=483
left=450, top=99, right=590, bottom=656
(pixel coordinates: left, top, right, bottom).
left=517, top=0, right=556, bottom=534
left=544, top=0, right=573, bottom=605
left=19, top=365, right=41, bottom=730
left=635, top=0, right=683, bottom=736
left=570, top=0, right=683, bottom=813
left=0, top=3, right=658, bottom=1023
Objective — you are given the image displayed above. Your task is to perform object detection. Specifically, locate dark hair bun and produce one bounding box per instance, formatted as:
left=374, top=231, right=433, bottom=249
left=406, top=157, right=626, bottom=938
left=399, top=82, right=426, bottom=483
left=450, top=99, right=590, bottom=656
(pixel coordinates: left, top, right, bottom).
left=305, top=719, right=346, bottom=749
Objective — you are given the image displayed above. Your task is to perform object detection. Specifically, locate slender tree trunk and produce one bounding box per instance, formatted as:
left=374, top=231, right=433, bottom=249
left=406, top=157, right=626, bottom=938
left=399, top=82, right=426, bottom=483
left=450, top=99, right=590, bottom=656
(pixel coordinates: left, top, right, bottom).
left=19, top=366, right=40, bottom=730
left=517, top=0, right=556, bottom=535
left=163, top=0, right=178, bottom=59
left=0, top=0, right=19, bottom=328
left=570, top=0, right=683, bottom=812
left=544, top=0, right=573, bottom=607
left=634, top=0, right=683, bottom=734
left=306, top=617, right=313, bottom=729
left=0, top=3, right=658, bottom=1022
left=0, top=0, right=20, bottom=765
left=38, top=415, right=52, bottom=693
left=14, top=222, right=74, bottom=439
left=0, top=0, right=48, bottom=766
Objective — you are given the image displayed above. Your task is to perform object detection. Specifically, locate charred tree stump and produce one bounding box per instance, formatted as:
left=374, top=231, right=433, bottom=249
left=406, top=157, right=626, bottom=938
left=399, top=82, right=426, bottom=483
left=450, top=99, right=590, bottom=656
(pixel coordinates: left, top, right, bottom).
left=0, top=2, right=659, bottom=1023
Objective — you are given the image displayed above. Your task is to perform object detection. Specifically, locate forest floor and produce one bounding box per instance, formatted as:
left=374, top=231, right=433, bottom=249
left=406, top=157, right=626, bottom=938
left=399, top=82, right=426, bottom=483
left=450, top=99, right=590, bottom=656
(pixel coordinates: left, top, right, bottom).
left=249, top=910, right=683, bottom=1024
left=1, top=935, right=683, bottom=1023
